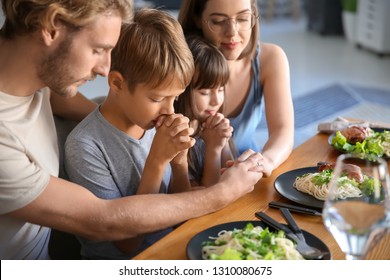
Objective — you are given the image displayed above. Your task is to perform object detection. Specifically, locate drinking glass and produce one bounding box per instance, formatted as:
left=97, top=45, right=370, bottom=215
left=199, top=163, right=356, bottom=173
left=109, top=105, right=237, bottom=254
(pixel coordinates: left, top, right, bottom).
left=322, top=153, right=390, bottom=260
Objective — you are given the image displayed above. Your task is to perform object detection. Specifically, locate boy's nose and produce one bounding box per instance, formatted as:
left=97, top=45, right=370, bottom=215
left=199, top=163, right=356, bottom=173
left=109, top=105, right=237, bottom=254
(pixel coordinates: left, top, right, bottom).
left=161, top=102, right=175, bottom=115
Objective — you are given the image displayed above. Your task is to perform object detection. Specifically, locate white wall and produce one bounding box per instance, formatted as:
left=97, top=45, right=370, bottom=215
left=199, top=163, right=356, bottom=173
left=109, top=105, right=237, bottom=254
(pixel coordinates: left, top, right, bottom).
left=79, top=77, right=109, bottom=100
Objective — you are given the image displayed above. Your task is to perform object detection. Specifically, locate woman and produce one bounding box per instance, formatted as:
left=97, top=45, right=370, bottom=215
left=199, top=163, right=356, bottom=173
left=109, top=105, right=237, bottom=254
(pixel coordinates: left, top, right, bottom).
left=179, top=0, right=294, bottom=177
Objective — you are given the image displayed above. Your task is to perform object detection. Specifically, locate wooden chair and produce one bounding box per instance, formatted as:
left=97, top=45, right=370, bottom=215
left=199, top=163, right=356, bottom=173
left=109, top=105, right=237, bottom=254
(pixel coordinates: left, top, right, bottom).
left=49, top=96, right=106, bottom=260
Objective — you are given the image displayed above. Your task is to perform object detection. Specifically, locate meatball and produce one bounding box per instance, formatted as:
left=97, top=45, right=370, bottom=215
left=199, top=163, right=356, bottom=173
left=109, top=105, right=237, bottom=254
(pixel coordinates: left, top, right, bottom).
left=340, top=126, right=372, bottom=144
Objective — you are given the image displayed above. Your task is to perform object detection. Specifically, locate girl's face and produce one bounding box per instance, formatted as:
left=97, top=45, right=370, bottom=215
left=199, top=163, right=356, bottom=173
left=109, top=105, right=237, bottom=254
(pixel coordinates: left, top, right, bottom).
left=199, top=0, right=254, bottom=60
left=193, top=86, right=225, bottom=121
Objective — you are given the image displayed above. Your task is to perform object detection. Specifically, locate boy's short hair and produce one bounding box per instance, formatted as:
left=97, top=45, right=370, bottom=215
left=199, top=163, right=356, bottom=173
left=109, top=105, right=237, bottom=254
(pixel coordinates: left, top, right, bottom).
left=0, top=0, right=133, bottom=39
left=111, top=8, right=195, bottom=92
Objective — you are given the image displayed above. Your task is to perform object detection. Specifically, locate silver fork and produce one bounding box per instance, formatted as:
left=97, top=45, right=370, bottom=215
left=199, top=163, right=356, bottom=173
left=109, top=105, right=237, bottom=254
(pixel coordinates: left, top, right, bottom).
left=255, top=211, right=328, bottom=260
left=279, top=208, right=329, bottom=259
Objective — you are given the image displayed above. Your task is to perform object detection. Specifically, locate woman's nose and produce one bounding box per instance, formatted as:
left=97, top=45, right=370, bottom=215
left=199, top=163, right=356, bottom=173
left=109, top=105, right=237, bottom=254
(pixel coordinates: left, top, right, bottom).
left=225, top=19, right=239, bottom=35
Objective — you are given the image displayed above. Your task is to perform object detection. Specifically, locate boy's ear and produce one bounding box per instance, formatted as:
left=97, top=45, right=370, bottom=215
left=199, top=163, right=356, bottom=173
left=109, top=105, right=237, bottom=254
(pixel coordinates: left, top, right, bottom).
left=108, top=71, right=125, bottom=92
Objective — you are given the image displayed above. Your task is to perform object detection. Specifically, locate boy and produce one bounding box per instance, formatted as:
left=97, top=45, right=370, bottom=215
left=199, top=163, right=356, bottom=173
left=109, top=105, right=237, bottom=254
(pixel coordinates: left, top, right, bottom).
left=65, top=9, right=197, bottom=259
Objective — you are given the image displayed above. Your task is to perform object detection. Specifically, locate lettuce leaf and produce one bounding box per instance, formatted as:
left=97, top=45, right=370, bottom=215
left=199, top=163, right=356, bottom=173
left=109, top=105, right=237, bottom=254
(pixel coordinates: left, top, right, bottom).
left=331, top=130, right=386, bottom=157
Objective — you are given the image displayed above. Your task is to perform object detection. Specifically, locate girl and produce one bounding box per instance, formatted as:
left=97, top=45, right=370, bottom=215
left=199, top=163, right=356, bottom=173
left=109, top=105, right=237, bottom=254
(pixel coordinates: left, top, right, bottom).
left=175, top=35, right=236, bottom=187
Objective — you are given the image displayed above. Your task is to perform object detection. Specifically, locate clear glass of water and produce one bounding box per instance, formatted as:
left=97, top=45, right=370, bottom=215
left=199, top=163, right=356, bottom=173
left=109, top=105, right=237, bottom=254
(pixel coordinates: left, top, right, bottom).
left=322, top=153, right=390, bottom=260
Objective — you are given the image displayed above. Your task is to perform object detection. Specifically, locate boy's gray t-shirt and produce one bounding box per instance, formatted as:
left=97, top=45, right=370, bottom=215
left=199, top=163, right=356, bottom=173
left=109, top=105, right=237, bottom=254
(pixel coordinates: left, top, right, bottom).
left=64, top=107, right=171, bottom=259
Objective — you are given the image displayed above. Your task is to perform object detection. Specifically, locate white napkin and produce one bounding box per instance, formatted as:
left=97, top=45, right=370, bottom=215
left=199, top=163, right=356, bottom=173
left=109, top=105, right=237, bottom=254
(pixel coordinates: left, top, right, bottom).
left=317, top=116, right=390, bottom=134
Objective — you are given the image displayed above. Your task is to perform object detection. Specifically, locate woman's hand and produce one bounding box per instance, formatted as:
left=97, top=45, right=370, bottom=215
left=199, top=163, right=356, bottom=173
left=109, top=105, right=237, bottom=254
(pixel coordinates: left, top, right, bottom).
left=221, top=149, right=266, bottom=175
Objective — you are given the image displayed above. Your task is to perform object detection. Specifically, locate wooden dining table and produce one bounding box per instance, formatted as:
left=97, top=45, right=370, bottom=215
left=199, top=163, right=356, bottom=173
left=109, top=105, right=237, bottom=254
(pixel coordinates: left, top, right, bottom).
left=133, top=132, right=390, bottom=260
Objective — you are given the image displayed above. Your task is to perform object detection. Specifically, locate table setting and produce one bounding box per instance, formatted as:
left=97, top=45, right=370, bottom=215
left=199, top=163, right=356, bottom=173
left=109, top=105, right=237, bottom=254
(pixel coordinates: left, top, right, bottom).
left=133, top=121, right=390, bottom=260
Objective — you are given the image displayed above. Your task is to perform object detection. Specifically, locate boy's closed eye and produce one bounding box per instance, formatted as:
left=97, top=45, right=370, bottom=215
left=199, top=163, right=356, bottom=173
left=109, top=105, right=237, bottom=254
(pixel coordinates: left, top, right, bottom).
left=150, top=95, right=179, bottom=103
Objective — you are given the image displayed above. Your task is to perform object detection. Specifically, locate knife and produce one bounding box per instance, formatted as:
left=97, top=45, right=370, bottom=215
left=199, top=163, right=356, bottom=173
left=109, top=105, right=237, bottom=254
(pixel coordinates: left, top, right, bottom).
left=268, top=201, right=322, bottom=216
left=255, top=211, right=299, bottom=242
left=280, top=208, right=306, bottom=241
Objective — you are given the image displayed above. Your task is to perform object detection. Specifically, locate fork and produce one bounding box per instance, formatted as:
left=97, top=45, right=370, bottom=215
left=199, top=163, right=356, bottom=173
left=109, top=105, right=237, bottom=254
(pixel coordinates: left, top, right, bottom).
left=279, top=208, right=331, bottom=259
left=255, top=211, right=327, bottom=260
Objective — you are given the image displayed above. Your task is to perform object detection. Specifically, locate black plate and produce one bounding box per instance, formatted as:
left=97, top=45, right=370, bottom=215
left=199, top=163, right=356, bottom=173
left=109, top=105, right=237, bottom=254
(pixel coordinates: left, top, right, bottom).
left=186, top=221, right=331, bottom=260
left=328, top=127, right=390, bottom=159
left=274, top=167, right=324, bottom=209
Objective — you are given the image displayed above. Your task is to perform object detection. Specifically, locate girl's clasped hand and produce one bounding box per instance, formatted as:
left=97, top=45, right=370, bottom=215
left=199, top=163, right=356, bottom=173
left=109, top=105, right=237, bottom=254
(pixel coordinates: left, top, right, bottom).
left=200, top=113, right=233, bottom=152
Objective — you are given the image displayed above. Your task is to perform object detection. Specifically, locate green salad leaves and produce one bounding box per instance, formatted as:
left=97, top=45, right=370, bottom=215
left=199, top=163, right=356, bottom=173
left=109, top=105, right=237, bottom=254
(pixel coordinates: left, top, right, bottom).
left=202, top=223, right=302, bottom=260
left=301, top=168, right=379, bottom=197
left=331, top=130, right=390, bottom=157
left=310, top=169, right=333, bottom=185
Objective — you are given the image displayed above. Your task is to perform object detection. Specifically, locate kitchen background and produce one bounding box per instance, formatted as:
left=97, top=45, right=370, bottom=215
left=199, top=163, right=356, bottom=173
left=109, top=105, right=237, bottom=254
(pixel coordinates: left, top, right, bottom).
left=1, top=0, right=390, bottom=146
left=1, top=0, right=389, bottom=99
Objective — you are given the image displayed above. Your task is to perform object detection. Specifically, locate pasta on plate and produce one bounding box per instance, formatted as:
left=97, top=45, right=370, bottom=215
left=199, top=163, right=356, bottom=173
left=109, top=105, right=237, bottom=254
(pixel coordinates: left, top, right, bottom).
left=294, top=170, right=362, bottom=200
left=201, top=223, right=304, bottom=260
left=293, top=165, right=380, bottom=200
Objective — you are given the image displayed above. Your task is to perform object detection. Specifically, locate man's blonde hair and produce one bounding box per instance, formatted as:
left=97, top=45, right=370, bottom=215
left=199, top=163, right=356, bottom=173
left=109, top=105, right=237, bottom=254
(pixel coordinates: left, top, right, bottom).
left=111, top=8, right=195, bottom=92
left=1, top=0, right=134, bottom=38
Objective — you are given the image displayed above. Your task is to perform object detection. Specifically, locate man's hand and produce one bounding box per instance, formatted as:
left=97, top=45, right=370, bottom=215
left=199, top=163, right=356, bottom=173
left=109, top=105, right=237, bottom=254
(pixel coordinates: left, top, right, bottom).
left=217, top=150, right=264, bottom=200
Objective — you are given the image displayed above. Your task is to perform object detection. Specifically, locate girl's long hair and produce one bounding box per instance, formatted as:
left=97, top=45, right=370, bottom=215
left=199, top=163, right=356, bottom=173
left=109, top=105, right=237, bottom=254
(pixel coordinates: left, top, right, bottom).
left=175, top=35, right=238, bottom=171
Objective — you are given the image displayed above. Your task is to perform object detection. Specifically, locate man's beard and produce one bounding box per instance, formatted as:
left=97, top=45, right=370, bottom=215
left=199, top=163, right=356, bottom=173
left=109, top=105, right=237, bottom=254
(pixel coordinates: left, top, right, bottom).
left=37, top=36, right=78, bottom=98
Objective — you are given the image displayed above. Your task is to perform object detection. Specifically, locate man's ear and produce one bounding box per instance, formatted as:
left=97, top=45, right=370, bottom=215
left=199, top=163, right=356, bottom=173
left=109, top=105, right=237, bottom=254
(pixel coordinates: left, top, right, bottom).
left=40, top=13, right=64, bottom=46
left=108, top=71, right=125, bottom=93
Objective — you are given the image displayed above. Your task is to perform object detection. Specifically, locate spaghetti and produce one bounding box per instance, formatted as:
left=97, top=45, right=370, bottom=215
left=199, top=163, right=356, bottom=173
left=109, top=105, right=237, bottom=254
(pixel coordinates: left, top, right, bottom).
left=201, top=223, right=304, bottom=260
left=294, top=171, right=362, bottom=200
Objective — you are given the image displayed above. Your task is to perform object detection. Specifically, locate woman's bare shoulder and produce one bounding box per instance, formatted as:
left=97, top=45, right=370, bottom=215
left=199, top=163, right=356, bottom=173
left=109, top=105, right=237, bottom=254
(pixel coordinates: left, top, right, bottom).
left=259, top=43, right=289, bottom=79
left=259, top=43, right=288, bottom=64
